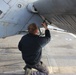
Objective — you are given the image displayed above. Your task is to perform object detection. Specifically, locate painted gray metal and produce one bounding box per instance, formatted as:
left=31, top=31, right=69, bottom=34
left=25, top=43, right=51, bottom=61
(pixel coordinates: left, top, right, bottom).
left=0, top=0, right=43, bottom=38
left=0, top=0, right=76, bottom=38
left=34, top=0, right=76, bottom=34
left=34, top=0, right=76, bottom=15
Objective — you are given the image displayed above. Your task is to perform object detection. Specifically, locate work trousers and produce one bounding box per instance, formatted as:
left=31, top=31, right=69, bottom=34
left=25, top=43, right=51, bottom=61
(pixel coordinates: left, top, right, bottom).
left=24, top=61, right=49, bottom=75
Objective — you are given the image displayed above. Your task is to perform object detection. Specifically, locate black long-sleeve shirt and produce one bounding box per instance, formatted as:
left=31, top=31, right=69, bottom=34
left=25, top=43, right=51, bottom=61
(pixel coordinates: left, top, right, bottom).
left=18, top=29, right=51, bottom=65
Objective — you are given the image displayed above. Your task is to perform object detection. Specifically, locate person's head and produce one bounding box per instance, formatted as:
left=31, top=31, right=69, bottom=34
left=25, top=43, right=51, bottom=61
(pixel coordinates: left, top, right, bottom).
left=28, top=23, right=39, bottom=35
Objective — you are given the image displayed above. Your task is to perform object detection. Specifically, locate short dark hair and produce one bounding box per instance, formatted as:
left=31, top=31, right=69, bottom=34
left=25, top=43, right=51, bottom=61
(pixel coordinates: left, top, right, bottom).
left=28, top=23, right=38, bottom=34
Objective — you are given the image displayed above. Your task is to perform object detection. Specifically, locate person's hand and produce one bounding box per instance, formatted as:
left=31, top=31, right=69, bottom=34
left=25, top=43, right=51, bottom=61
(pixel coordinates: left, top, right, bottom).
left=42, top=22, right=48, bottom=30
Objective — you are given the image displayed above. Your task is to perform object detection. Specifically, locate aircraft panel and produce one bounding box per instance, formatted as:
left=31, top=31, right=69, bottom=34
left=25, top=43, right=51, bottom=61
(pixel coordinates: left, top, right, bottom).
left=34, top=0, right=76, bottom=34
left=0, top=22, right=6, bottom=37
left=34, top=0, right=76, bottom=15
left=51, top=15, right=76, bottom=33
left=8, top=0, right=18, bottom=7
left=0, top=0, right=10, bottom=18
left=0, top=6, right=33, bottom=37
left=0, top=0, right=43, bottom=38
left=4, top=0, right=11, bottom=4
left=22, top=14, right=43, bottom=31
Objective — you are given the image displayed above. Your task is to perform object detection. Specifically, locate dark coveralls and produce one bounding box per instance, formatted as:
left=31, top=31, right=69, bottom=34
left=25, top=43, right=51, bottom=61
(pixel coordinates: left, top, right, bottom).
left=18, top=29, right=51, bottom=74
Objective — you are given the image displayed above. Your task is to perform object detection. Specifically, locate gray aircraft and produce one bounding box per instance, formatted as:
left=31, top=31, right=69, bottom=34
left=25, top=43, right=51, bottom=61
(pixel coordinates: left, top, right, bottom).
left=0, top=0, right=76, bottom=38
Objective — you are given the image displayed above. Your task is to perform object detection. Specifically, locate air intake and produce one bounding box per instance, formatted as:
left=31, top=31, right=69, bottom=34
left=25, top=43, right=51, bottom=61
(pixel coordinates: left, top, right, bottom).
left=27, top=3, right=38, bottom=13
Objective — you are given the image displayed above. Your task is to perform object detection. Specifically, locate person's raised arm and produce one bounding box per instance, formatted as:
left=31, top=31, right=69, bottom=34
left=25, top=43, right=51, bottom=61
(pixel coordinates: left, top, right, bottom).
left=37, top=22, right=51, bottom=47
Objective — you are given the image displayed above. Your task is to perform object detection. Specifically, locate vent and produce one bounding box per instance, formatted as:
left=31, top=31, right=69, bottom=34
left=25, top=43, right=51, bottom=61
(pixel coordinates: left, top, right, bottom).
left=0, top=10, right=2, bottom=15
left=27, top=3, right=38, bottom=13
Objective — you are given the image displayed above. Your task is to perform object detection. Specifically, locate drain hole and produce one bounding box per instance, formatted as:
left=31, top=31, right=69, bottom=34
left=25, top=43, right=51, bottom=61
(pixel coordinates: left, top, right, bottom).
left=18, top=4, right=22, bottom=8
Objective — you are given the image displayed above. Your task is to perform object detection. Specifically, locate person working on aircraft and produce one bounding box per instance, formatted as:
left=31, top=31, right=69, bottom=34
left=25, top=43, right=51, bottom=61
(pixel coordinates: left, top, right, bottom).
left=18, top=22, right=51, bottom=75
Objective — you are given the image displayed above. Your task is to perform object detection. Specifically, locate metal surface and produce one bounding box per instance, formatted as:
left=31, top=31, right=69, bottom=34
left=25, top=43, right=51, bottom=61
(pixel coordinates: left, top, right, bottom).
left=0, top=0, right=43, bottom=38
left=34, top=0, right=76, bottom=34
left=34, top=0, right=76, bottom=14
left=0, top=0, right=76, bottom=38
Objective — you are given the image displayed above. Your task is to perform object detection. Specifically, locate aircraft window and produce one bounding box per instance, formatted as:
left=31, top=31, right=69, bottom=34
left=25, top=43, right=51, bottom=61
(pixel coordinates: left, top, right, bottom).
left=0, top=10, right=2, bottom=15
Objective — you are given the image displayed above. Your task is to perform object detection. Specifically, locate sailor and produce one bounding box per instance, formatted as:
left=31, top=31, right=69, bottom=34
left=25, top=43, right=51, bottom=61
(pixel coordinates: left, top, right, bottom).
left=18, top=22, right=51, bottom=75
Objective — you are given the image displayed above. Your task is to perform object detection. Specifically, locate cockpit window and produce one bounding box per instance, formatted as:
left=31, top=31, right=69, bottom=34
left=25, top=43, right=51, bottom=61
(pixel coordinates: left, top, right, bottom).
left=0, top=10, right=2, bottom=15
